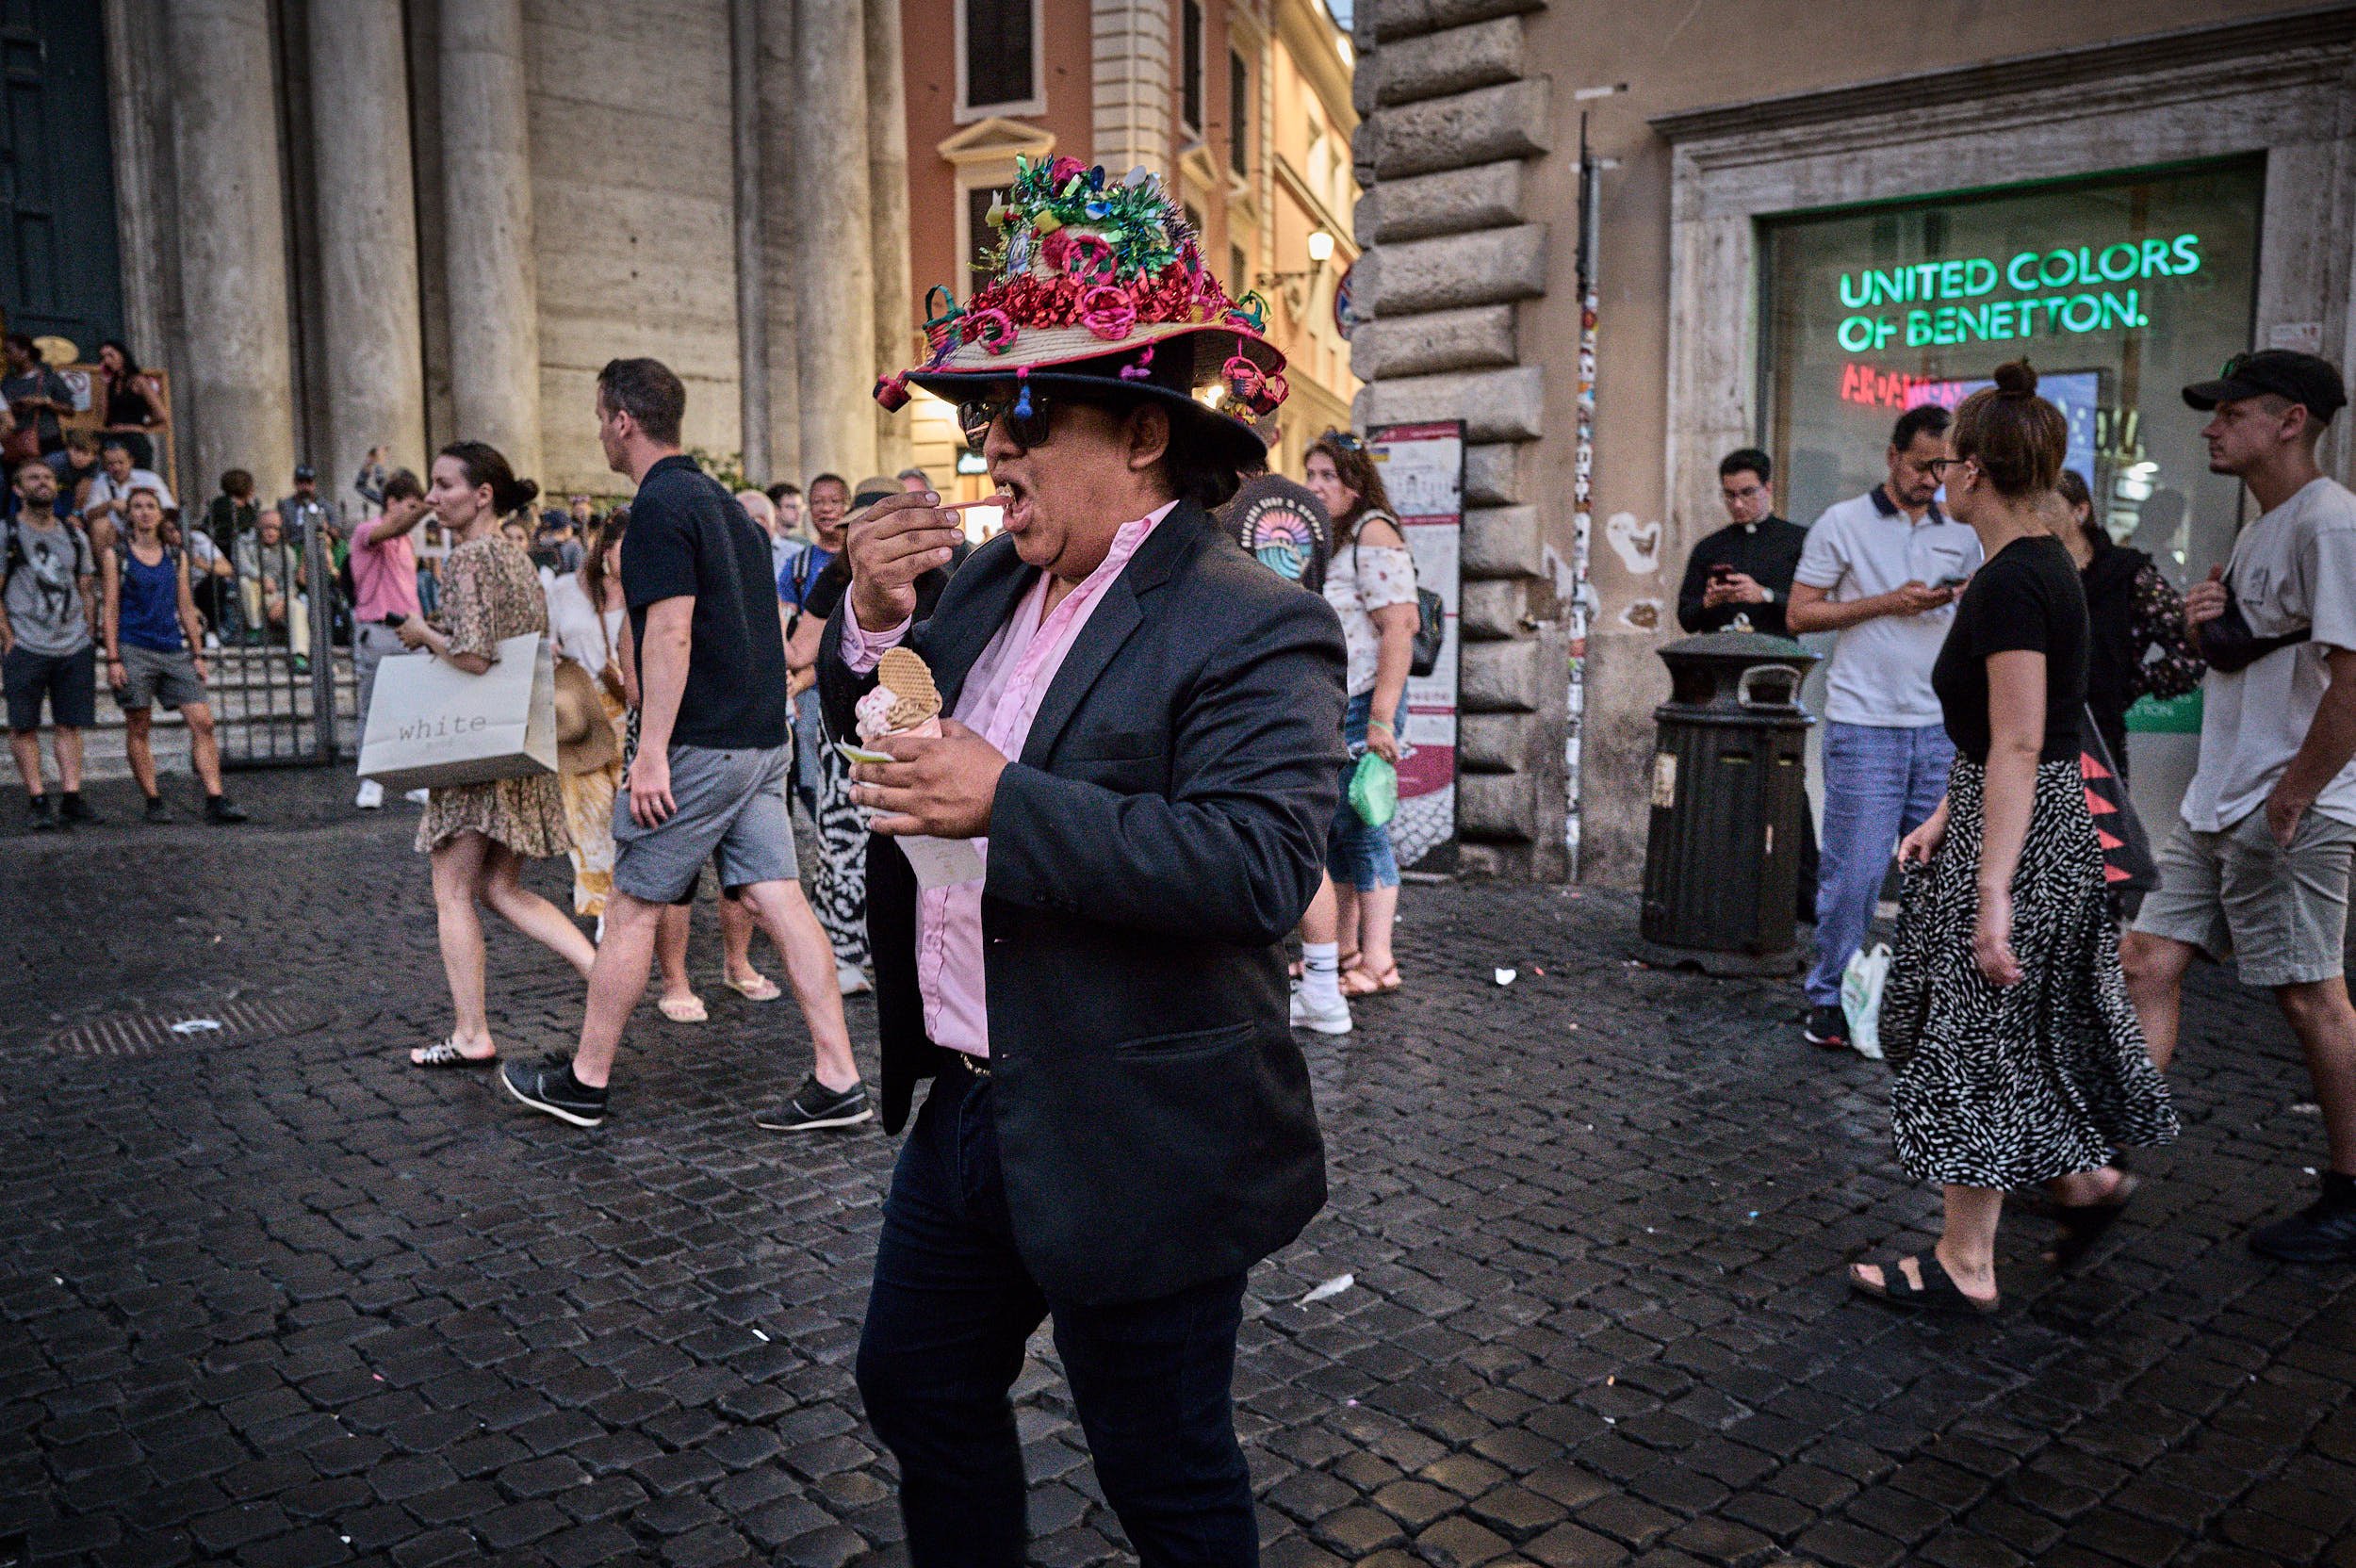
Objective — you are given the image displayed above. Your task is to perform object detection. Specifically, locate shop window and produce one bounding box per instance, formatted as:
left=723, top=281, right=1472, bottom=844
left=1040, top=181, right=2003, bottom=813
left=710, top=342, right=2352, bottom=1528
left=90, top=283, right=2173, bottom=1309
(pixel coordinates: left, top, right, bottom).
left=1759, top=157, right=2264, bottom=586
left=1181, top=0, right=1204, bottom=134
left=963, top=0, right=1037, bottom=110
left=1230, top=51, right=1250, bottom=175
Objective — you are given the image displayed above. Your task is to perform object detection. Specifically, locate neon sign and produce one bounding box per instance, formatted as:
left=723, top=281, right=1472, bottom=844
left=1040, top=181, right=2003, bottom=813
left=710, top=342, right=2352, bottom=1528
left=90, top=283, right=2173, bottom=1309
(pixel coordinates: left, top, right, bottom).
left=1833, top=234, right=2201, bottom=351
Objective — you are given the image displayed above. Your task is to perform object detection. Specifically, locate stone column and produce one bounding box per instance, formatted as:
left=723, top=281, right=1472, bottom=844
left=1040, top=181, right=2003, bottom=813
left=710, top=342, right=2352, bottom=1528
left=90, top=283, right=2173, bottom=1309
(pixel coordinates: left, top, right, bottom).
left=865, top=0, right=913, bottom=474
left=759, top=0, right=805, bottom=486
left=793, top=0, right=877, bottom=479
left=164, top=0, right=298, bottom=505
left=731, top=0, right=773, bottom=485
left=309, top=0, right=427, bottom=497
left=439, top=0, right=543, bottom=481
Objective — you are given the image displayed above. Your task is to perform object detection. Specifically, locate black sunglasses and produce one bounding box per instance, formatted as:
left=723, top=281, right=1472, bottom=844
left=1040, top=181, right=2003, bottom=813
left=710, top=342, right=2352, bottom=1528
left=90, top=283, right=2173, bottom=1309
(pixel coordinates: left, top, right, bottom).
left=958, top=387, right=1055, bottom=452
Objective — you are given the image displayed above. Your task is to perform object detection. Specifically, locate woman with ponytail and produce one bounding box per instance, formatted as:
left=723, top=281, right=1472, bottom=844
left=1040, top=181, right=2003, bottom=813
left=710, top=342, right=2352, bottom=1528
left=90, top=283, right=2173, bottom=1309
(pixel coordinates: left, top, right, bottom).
left=1852, top=363, right=2176, bottom=1314
left=399, top=441, right=597, bottom=1068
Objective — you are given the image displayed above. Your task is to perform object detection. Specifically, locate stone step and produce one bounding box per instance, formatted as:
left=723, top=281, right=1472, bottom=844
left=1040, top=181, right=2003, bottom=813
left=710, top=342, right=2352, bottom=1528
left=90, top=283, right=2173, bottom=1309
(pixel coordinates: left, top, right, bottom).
left=3, top=646, right=360, bottom=785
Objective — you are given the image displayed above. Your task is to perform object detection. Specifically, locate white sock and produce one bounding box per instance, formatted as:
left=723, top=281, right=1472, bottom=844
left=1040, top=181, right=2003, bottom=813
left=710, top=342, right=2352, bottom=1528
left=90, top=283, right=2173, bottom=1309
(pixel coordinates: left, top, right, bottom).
left=1302, top=942, right=1343, bottom=1009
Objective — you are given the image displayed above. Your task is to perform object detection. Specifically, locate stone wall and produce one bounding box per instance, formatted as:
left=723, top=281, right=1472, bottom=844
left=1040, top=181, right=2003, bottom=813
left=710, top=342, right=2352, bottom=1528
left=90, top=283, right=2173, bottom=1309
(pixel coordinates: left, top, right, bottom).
left=1349, top=0, right=1564, bottom=880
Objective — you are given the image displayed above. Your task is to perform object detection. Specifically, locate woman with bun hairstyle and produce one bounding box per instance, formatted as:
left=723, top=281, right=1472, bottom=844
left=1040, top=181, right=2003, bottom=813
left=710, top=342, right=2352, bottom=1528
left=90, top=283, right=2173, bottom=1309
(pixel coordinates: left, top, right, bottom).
left=1852, top=363, right=2176, bottom=1314
left=399, top=441, right=596, bottom=1068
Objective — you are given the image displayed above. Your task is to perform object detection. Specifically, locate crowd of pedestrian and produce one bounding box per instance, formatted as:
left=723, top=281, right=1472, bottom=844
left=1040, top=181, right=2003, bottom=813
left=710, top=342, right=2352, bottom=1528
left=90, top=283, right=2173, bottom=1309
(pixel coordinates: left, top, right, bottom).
left=1668, top=347, right=2356, bottom=1304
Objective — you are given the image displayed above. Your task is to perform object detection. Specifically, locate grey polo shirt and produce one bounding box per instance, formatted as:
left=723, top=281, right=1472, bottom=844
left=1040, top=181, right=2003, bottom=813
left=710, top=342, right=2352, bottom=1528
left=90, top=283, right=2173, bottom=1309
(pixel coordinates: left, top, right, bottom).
left=1792, top=486, right=1982, bottom=727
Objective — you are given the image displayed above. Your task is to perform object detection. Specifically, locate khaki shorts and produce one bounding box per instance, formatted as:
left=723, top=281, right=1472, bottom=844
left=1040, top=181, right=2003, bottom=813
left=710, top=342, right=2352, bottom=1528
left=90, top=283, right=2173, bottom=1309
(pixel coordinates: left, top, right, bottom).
left=2133, top=808, right=2356, bottom=988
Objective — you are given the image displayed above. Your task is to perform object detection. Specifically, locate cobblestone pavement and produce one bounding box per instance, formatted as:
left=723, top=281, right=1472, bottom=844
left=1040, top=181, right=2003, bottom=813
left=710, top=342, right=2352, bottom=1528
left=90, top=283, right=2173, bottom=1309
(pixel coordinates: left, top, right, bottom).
left=4, top=772, right=2355, bottom=1568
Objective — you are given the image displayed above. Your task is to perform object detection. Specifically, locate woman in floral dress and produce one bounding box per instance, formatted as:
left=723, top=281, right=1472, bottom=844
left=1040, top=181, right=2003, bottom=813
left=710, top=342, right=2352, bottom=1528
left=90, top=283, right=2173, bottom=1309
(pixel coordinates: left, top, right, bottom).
left=398, top=442, right=596, bottom=1068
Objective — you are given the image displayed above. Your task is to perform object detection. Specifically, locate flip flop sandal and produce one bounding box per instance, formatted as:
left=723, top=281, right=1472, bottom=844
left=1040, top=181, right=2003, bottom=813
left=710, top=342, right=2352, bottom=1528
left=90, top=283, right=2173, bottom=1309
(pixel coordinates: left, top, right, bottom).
left=658, top=994, right=710, bottom=1024
left=724, top=973, right=782, bottom=1003
left=2046, top=1175, right=2140, bottom=1270
left=1847, top=1253, right=2000, bottom=1316
left=1341, top=964, right=1403, bottom=997
left=413, top=1037, right=496, bottom=1069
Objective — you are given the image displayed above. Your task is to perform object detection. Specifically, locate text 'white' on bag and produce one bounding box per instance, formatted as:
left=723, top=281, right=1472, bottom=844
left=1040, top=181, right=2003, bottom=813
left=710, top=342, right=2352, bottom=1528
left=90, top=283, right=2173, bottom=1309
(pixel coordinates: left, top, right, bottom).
left=357, top=630, right=557, bottom=792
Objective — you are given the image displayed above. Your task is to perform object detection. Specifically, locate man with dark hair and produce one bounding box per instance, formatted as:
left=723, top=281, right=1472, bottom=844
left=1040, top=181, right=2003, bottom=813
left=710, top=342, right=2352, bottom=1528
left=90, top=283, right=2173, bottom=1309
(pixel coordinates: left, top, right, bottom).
left=765, top=481, right=804, bottom=538
left=594, top=356, right=686, bottom=448
left=782, top=472, right=853, bottom=831
left=1787, top=402, right=1979, bottom=1051
left=828, top=158, right=1339, bottom=1568
left=2122, top=351, right=2356, bottom=1262
left=500, top=359, right=861, bottom=1132
left=349, top=469, right=430, bottom=809
left=0, top=460, right=100, bottom=829
left=2, top=334, right=71, bottom=460
left=1677, top=448, right=1807, bottom=638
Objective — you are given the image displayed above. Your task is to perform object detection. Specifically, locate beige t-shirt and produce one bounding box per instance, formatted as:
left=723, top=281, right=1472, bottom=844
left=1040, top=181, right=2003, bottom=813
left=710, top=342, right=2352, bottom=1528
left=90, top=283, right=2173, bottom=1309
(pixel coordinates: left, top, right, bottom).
left=2181, top=477, right=2356, bottom=832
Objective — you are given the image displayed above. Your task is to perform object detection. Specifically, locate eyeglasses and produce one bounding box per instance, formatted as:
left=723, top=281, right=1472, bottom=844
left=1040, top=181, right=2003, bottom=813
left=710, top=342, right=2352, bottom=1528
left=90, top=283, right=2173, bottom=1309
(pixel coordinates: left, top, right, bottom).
left=1922, top=457, right=1959, bottom=477
left=1320, top=428, right=1364, bottom=452
left=2219, top=351, right=2252, bottom=380
left=958, top=388, right=1055, bottom=452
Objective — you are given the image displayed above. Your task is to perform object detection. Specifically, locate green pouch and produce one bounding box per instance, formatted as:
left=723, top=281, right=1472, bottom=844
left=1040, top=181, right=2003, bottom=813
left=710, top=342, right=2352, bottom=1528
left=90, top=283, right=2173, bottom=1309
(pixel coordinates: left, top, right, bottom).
left=1349, top=751, right=1398, bottom=827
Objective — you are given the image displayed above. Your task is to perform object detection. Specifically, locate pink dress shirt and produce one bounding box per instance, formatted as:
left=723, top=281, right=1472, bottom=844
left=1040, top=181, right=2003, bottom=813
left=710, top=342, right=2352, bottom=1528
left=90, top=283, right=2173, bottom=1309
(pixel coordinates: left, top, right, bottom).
left=839, top=500, right=1177, bottom=1056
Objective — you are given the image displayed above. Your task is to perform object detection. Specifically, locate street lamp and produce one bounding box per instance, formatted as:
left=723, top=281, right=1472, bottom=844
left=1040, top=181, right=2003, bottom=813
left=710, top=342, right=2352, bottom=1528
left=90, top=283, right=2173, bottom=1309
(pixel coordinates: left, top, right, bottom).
left=1256, top=229, right=1337, bottom=311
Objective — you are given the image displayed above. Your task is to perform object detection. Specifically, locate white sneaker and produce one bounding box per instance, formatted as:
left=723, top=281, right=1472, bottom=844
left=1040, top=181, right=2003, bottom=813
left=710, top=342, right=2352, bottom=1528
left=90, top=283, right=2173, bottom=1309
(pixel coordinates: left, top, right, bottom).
left=404, top=788, right=432, bottom=805
left=354, top=779, right=384, bottom=809
left=1291, top=985, right=1353, bottom=1036
left=837, top=961, right=874, bottom=996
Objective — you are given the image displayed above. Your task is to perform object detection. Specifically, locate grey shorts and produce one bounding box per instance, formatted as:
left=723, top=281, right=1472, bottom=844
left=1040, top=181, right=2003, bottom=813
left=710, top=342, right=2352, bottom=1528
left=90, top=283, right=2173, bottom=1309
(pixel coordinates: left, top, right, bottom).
left=612, top=743, right=799, bottom=905
left=2133, top=807, right=2356, bottom=988
left=117, top=643, right=207, bottom=711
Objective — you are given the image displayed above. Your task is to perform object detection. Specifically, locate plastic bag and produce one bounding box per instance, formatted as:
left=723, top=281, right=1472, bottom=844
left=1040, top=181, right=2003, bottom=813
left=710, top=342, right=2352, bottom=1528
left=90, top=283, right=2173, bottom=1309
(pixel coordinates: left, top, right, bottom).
left=1348, top=751, right=1398, bottom=827
left=1841, top=941, right=1891, bottom=1062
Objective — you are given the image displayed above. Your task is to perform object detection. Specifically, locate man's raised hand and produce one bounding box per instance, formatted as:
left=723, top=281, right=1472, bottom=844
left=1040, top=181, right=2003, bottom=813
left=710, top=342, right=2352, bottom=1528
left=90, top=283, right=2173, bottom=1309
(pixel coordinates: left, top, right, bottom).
left=846, top=492, right=965, bottom=632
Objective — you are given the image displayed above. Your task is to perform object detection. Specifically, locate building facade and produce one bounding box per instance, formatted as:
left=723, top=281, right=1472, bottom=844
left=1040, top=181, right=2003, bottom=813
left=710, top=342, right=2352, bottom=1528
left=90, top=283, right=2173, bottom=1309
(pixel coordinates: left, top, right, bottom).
left=1348, top=0, right=2356, bottom=884
left=8, top=1, right=1353, bottom=520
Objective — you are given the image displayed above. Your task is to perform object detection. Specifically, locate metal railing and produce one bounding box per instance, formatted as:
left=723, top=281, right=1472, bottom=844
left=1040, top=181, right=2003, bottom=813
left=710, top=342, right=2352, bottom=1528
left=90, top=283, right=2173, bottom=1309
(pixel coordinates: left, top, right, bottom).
left=198, top=502, right=356, bottom=768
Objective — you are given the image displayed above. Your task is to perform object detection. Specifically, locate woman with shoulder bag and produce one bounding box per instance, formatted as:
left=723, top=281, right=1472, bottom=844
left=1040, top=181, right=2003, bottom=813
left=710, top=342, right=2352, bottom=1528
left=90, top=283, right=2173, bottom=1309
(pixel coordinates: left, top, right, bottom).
left=399, top=442, right=596, bottom=1069
left=1852, top=363, right=2176, bottom=1315
left=1306, top=433, right=1420, bottom=998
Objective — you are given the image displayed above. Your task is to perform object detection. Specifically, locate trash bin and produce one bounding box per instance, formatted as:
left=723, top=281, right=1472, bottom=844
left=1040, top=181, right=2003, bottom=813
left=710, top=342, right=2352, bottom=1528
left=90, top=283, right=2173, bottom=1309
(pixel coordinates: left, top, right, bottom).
left=1636, top=631, right=1819, bottom=974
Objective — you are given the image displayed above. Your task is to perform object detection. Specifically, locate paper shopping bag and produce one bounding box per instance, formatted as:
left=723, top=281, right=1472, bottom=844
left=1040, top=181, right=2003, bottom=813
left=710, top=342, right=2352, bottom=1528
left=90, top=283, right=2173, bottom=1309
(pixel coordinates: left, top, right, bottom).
left=358, top=631, right=559, bottom=791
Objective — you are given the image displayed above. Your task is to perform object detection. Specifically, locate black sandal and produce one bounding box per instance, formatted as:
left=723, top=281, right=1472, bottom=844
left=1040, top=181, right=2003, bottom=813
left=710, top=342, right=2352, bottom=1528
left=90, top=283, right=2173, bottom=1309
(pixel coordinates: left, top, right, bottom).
left=2046, top=1175, right=2139, bottom=1270
left=1848, top=1253, right=2000, bottom=1315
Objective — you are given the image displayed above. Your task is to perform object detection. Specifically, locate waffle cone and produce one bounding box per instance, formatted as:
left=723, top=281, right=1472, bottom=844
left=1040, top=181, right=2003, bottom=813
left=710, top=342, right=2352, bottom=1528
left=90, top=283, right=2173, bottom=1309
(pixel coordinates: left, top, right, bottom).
left=877, top=647, right=942, bottom=729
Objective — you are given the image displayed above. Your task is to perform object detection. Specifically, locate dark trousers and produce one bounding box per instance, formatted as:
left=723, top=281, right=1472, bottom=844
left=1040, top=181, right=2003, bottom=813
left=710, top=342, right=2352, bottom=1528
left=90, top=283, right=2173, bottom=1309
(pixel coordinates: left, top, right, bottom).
left=854, top=1065, right=1256, bottom=1568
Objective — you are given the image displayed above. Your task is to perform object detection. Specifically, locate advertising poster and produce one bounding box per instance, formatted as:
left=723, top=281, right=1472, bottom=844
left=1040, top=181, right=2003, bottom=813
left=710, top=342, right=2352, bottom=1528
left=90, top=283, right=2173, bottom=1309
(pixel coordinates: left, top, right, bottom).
left=1366, top=420, right=1464, bottom=870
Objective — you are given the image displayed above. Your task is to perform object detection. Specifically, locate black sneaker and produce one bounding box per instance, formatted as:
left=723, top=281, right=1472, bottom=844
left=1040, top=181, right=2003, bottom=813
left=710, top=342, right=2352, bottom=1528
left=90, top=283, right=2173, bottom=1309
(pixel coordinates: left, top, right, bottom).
left=499, top=1054, right=608, bottom=1128
left=205, top=795, right=250, bottom=825
left=57, top=792, right=99, bottom=825
left=1803, top=1004, right=1850, bottom=1051
left=25, top=795, right=57, bottom=832
left=2249, top=1173, right=2356, bottom=1264
left=754, top=1074, right=874, bottom=1133
left=144, top=796, right=172, bottom=824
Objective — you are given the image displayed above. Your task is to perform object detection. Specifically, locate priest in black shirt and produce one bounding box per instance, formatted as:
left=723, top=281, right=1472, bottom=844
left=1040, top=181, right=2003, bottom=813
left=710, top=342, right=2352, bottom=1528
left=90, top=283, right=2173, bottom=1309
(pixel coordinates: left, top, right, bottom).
left=1677, top=449, right=1808, bottom=638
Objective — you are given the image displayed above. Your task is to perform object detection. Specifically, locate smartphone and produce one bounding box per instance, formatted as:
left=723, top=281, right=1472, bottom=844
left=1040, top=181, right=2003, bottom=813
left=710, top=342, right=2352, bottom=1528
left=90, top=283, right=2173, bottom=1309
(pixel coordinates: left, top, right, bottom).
left=1934, top=574, right=1969, bottom=589
left=1708, top=563, right=1735, bottom=580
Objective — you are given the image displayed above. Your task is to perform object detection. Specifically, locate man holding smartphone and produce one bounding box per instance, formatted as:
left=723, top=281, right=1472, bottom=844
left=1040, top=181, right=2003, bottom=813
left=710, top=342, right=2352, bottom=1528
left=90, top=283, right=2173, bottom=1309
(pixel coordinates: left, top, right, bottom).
left=1786, top=404, right=1981, bottom=1051
left=1677, top=448, right=1807, bottom=638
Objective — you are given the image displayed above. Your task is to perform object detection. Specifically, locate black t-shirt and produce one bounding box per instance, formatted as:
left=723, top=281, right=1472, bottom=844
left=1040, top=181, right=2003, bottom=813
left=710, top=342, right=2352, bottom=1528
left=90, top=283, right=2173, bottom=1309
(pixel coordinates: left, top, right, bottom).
left=620, top=454, right=789, bottom=750
left=1219, top=474, right=1330, bottom=596
left=1932, top=533, right=2088, bottom=764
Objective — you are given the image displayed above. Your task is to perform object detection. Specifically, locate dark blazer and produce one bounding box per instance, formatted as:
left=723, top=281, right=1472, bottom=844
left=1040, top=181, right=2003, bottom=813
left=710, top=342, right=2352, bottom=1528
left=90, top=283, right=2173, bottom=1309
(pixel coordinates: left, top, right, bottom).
left=820, top=501, right=1347, bottom=1305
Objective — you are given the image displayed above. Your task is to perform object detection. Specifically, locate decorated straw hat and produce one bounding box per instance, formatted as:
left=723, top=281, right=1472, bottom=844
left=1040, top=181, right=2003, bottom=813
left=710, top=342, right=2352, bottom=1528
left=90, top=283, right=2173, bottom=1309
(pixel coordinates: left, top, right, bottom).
left=875, top=155, right=1288, bottom=469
